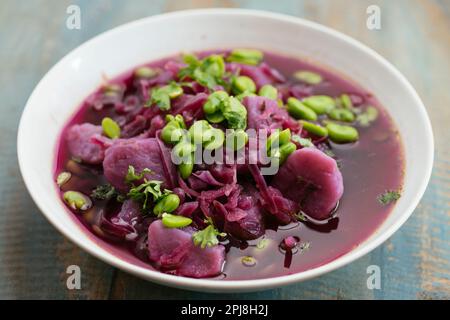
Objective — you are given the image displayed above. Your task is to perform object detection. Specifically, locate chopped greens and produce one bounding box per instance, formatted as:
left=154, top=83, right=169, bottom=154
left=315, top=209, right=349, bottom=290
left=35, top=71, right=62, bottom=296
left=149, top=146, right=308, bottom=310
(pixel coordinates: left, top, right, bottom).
left=128, top=179, right=171, bottom=210
left=125, top=165, right=153, bottom=184
left=378, top=190, right=401, bottom=205
left=126, top=166, right=171, bottom=210
left=91, top=184, right=117, bottom=200
left=192, top=219, right=226, bottom=249
left=147, top=82, right=183, bottom=110
left=178, top=54, right=226, bottom=89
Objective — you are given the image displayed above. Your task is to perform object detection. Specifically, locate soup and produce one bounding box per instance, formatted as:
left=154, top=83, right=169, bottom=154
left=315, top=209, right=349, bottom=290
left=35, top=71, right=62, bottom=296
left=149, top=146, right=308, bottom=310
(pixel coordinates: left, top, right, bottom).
left=55, top=49, right=404, bottom=279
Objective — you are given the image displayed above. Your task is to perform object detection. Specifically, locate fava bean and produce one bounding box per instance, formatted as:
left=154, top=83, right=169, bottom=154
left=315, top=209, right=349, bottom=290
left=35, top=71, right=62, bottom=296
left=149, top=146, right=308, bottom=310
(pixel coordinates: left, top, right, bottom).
left=161, top=213, right=192, bottom=228
left=258, top=84, right=278, bottom=100
left=326, top=122, right=359, bottom=143
left=153, top=194, right=180, bottom=215
left=227, top=49, right=263, bottom=65
left=232, top=76, right=256, bottom=95
left=328, top=108, right=355, bottom=122
left=189, top=120, right=211, bottom=144
left=293, top=70, right=323, bottom=85
left=134, top=66, right=157, bottom=79
left=56, top=172, right=71, bottom=187
left=63, top=191, right=92, bottom=211
left=287, top=97, right=317, bottom=121
left=302, top=95, right=335, bottom=114
left=226, top=129, right=248, bottom=151
left=300, top=120, right=328, bottom=137
left=279, top=142, right=297, bottom=164
left=101, top=117, right=121, bottom=139
left=203, top=128, right=225, bottom=150
left=178, top=161, right=194, bottom=179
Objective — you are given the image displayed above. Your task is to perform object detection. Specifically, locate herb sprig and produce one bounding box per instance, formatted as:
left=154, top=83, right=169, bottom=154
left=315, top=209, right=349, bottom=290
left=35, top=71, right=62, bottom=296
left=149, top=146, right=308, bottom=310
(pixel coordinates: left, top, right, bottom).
left=178, top=54, right=227, bottom=90
left=378, top=190, right=401, bottom=205
left=126, top=166, right=171, bottom=210
left=192, top=218, right=226, bottom=249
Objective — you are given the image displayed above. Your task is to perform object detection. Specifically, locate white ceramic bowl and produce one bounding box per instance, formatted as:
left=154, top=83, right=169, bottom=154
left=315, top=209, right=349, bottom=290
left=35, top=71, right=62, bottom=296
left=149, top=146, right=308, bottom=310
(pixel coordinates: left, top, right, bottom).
left=17, top=9, right=433, bottom=292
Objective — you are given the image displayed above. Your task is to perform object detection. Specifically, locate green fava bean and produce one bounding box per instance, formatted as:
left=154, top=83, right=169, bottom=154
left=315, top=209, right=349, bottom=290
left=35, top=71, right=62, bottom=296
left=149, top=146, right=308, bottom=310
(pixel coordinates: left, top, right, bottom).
left=166, top=83, right=183, bottom=99
left=293, top=70, right=323, bottom=85
left=173, top=141, right=196, bottom=159
left=227, top=49, right=263, bottom=65
left=279, top=142, right=297, bottom=164
left=235, top=92, right=256, bottom=102
left=56, top=171, right=71, bottom=187
left=328, top=108, right=355, bottom=122
left=287, top=97, right=317, bottom=121
left=205, top=111, right=226, bottom=123
left=203, top=128, right=225, bottom=150
left=134, top=66, right=157, bottom=79
left=232, top=76, right=256, bottom=95
left=340, top=94, right=353, bottom=109
left=258, top=85, right=278, bottom=100
left=226, top=129, right=248, bottom=150
left=161, top=125, right=185, bottom=144
left=203, top=91, right=229, bottom=118
left=102, top=117, right=121, bottom=139
left=203, top=101, right=217, bottom=114
left=161, top=213, right=192, bottom=228
left=302, top=95, right=335, bottom=114
left=63, top=191, right=92, bottom=211
left=179, top=161, right=194, bottom=179
left=189, top=120, right=211, bottom=144
left=267, top=129, right=291, bottom=150
left=326, top=122, right=359, bottom=143
left=300, top=120, right=328, bottom=137
left=153, top=194, right=180, bottom=215
left=103, top=83, right=122, bottom=96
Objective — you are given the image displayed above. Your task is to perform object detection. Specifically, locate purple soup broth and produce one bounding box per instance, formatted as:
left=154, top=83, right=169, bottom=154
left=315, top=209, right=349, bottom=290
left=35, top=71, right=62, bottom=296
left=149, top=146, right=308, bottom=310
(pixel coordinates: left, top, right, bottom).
left=55, top=50, right=404, bottom=280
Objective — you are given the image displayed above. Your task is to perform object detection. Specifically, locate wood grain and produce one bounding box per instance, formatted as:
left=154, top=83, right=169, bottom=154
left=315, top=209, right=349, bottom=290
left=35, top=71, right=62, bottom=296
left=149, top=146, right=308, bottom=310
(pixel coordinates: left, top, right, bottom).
left=0, top=0, right=448, bottom=299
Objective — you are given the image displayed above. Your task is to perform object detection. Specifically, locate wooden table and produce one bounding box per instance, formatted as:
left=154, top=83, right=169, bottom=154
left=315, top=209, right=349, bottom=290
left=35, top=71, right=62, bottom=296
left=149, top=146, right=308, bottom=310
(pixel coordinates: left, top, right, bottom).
left=0, top=0, right=448, bottom=299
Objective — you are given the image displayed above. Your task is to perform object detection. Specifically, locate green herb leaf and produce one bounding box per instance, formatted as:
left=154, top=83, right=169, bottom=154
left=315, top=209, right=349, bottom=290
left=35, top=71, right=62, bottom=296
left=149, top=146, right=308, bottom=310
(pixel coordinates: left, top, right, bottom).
left=127, top=179, right=170, bottom=210
left=192, top=219, right=226, bottom=249
left=178, top=54, right=226, bottom=89
left=378, top=190, right=401, bottom=205
left=125, top=165, right=153, bottom=184
left=91, top=184, right=117, bottom=200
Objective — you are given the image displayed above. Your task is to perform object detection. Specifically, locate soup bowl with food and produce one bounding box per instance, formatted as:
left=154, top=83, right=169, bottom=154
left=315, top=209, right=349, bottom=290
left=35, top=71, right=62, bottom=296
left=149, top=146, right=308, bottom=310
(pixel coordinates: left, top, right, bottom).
left=17, top=9, right=433, bottom=292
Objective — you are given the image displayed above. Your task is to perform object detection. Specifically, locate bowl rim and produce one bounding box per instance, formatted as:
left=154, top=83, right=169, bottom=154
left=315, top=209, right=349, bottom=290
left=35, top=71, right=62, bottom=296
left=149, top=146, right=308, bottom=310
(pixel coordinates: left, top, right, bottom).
left=17, top=8, right=434, bottom=292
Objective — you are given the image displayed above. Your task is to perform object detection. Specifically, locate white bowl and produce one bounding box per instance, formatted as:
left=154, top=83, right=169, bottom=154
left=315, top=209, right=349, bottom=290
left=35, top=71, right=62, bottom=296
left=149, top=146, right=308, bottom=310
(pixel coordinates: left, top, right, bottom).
left=17, top=9, right=433, bottom=292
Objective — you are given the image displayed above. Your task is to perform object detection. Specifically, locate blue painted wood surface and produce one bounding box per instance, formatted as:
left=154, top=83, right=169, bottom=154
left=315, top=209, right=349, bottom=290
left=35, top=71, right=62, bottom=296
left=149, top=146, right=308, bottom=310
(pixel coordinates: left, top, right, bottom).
left=0, top=0, right=448, bottom=299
